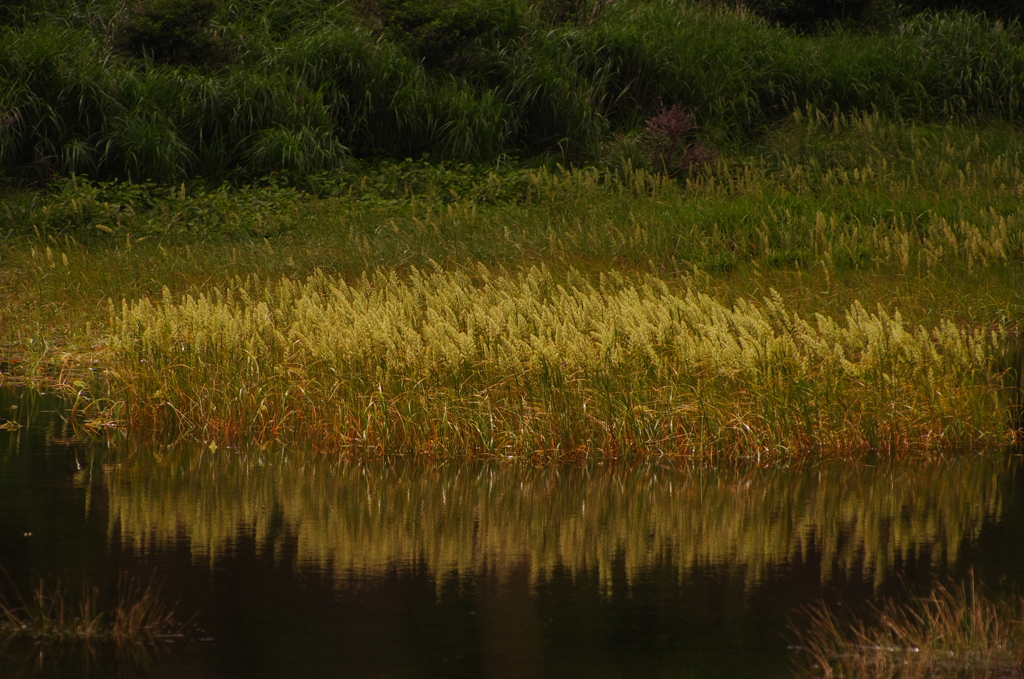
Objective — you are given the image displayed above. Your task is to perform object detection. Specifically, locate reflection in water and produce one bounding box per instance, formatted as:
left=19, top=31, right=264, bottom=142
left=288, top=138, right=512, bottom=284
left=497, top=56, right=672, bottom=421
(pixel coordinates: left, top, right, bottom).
left=1, top=385, right=1018, bottom=679
left=0, top=634, right=168, bottom=679
left=103, top=448, right=1007, bottom=589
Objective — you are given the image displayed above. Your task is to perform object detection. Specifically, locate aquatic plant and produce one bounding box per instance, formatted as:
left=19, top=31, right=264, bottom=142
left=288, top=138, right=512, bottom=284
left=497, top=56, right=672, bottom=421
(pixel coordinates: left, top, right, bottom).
left=2, top=115, right=1022, bottom=413
left=792, top=577, right=1024, bottom=678
left=0, top=573, right=178, bottom=643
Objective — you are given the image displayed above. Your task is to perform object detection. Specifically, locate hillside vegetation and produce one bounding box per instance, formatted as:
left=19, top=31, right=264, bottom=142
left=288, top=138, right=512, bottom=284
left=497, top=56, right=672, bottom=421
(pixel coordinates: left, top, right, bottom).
left=1, top=0, right=1023, bottom=184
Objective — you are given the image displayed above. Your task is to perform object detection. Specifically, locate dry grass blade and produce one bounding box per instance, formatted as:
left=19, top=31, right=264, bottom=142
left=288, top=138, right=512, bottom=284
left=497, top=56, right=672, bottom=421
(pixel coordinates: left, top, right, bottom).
left=105, top=265, right=1011, bottom=457
left=0, top=572, right=179, bottom=644
left=792, top=576, right=1024, bottom=678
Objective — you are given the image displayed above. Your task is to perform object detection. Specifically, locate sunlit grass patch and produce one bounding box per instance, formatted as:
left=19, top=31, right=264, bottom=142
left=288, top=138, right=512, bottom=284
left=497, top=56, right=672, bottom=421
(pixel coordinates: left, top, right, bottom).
left=1, top=115, right=1021, bottom=457
left=792, top=577, right=1024, bottom=678
left=108, top=265, right=1012, bottom=457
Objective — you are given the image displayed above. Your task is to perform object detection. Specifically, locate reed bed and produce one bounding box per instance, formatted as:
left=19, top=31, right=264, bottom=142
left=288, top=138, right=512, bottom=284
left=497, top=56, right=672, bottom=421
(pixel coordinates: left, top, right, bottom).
left=108, top=264, right=1011, bottom=456
left=793, top=578, right=1024, bottom=678
left=99, top=451, right=1006, bottom=590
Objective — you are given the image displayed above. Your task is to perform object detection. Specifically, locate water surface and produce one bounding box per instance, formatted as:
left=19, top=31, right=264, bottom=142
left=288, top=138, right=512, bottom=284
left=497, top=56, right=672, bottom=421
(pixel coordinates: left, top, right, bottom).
left=1, top=386, right=1019, bottom=678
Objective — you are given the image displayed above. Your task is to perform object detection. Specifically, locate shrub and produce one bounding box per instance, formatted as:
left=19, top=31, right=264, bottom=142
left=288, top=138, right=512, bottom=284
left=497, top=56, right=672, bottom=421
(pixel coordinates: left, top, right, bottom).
left=373, top=0, right=519, bottom=72
left=113, top=0, right=235, bottom=68
left=642, top=104, right=716, bottom=178
left=742, top=0, right=875, bottom=29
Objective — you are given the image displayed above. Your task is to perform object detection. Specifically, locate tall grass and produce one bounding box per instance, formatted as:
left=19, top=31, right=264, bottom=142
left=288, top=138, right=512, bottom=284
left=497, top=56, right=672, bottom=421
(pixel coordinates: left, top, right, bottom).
left=8, top=110, right=1024, bottom=274
left=2, top=1, right=1024, bottom=182
left=1, top=115, right=1020, bottom=455
left=793, top=577, right=1024, bottom=678
left=107, top=264, right=1011, bottom=456
left=0, top=573, right=177, bottom=643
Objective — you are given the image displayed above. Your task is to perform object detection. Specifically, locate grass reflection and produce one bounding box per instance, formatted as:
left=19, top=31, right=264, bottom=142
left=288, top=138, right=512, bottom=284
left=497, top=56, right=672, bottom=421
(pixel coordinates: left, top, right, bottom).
left=102, top=451, right=1007, bottom=590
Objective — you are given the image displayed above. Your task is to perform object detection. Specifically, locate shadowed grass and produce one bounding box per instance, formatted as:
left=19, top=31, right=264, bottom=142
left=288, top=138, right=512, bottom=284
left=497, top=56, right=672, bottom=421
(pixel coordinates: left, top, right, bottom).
left=792, top=577, right=1024, bottom=678
left=0, top=573, right=178, bottom=644
left=3, top=2, right=1024, bottom=181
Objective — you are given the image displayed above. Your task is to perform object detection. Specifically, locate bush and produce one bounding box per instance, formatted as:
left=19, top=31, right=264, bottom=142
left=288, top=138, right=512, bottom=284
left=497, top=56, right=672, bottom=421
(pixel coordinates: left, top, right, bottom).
left=742, top=0, right=875, bottom=29
left=113, top=0, right=235, bottom=68
left=642, top=104, right=716, bottom=178
left=373, top=0, right=519, bottom=72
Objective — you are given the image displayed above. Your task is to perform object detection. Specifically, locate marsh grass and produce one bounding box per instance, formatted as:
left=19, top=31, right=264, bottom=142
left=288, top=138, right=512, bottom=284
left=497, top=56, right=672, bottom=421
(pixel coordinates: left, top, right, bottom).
left=10, top=110, right=1024, bottom=276
left=793, top=577, right=1024, bottom=678
left=1005, top=339, right=1024, bottom=440
left=0, top=572, right=178, bottom=644
left=1, top=114, right=1022, bottom=455
left=107, top=264, right=1011, bottom=457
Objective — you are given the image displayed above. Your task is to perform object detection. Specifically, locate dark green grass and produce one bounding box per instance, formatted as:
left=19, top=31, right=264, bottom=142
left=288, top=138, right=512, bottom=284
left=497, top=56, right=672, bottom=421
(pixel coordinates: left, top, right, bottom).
left=1, top=0, right=1023, bottom=183
left=1, top=112, right=1022, bottom=387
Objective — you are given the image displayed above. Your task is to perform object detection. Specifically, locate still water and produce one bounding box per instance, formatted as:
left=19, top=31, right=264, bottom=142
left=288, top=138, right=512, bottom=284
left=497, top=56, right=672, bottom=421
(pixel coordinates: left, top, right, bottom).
left=1, top=386, right=1021, bottom=678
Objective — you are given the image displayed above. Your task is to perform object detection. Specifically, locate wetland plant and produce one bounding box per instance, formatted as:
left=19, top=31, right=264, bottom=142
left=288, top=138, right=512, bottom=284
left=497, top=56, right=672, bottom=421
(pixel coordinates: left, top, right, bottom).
left=107, top=265, right=1011, bottom=457
left=0, top=573, right=178, bottom=644
left=2, top=114, right=1022, bottom=458
left=793, top=577, right=1024, bottom=678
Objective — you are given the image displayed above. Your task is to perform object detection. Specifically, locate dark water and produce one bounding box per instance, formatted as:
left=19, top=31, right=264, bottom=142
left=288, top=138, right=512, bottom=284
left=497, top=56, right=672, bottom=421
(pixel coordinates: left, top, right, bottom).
left=1, top=386, right=1021, bottom=679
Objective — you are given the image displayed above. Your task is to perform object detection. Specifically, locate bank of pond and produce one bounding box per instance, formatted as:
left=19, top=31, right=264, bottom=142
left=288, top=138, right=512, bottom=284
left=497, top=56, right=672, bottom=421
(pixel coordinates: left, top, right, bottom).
left=0, top=102, right=1022, bottom=674
left=2, top=386, right=1024, bottom=678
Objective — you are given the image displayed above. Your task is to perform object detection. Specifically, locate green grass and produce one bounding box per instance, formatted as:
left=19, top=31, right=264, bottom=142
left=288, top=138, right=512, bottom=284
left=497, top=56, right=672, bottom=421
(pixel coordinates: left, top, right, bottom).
left=2, top=1, right=1023, bottom=183
left=0, top=113, right=1022, bottom=457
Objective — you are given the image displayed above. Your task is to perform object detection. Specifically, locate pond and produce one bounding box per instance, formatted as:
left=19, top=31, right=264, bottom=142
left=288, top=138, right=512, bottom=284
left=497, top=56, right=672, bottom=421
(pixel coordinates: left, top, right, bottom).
left=1, top=385, right=1021, bottom=678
